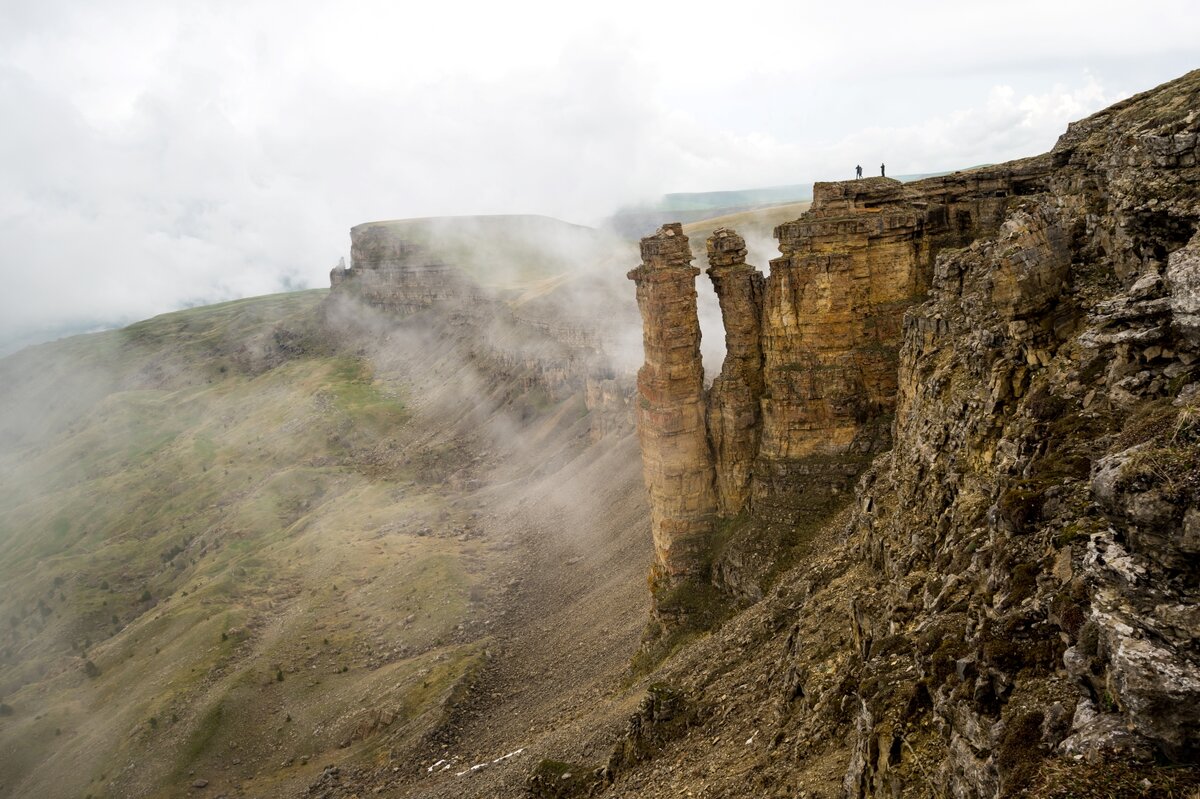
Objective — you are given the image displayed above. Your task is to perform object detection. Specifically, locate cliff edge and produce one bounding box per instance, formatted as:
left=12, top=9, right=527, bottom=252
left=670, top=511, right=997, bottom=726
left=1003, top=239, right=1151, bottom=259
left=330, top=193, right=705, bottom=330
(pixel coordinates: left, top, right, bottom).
left=621, top=69, right=1200, bottom=797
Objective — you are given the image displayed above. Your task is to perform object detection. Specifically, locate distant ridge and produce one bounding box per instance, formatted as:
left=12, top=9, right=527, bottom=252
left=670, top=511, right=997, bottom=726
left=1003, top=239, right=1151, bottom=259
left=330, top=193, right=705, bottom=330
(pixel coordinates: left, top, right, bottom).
left=606, top=170, right=968, bottom=238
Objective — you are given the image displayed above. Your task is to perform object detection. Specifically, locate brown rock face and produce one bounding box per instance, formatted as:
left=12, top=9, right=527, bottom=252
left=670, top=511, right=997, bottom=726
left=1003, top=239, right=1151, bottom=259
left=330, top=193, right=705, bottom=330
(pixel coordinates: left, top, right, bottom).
left=616, top=69, right=1200, bottom=799
left=338, top=223, right=478, bottom=313
left=629, top=170, right=1053, bottom=579
left=837, top=72, right=1200, bottom=795
left=755, top=166, right=1049, bottom=496
left=705, top=228, right=765, bottom=516
left=628, top=224, right=718, bottom=579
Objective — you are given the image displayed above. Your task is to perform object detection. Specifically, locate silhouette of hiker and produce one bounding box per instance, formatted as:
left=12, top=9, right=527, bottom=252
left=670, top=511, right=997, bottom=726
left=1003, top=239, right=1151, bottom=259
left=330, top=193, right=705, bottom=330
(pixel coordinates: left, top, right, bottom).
left=855, top=164, right=862, bottom=179
left=881, top=163, right=886, bottom=177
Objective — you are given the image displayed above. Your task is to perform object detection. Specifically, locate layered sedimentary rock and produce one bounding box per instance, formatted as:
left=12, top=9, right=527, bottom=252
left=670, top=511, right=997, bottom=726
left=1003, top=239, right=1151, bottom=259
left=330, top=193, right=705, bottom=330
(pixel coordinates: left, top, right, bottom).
left=756, top=166, right=1049, bottom=497
left=628, top=224, right=718, bottom=579
left=705, top=228, right=766, bottom=516
left=333, top=222, right=481, bottom=313
left=625, top=67, right=1200, bottom=799
left=326, top=219, right=638, bottom=442
left=630, top=171, right=1055, bottom=579
left=827, top=73, right=1200, bottom=796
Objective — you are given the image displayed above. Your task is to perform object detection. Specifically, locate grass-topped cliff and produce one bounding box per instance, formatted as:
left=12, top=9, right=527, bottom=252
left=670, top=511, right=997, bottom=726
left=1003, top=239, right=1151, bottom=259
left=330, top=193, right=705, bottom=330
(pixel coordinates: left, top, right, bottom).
left=347, top=214, right=628, bottom=293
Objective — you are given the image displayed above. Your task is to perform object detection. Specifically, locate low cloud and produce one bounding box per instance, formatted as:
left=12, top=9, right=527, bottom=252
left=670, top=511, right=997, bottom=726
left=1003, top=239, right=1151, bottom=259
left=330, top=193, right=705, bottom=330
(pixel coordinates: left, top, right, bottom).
left=1, top=0, right=1196, bottom=351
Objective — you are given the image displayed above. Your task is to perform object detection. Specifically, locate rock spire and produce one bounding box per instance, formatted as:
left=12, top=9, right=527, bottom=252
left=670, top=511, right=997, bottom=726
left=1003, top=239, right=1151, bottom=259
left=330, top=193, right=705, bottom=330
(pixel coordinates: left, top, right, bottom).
left=627, top=223, right=719, bottom=580
left=705, top=228, right=766, bottom=516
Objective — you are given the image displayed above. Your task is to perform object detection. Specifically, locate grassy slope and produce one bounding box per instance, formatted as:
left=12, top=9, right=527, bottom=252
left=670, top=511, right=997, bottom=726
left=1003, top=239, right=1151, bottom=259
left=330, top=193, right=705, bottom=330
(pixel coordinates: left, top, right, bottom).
left=0, top=292, right=487, bottom=798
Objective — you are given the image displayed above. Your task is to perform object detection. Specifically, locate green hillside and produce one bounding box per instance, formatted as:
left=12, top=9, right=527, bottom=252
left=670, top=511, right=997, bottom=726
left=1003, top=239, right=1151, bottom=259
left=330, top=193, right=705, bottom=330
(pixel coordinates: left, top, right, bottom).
left=0, top=292, right=490, bottom=798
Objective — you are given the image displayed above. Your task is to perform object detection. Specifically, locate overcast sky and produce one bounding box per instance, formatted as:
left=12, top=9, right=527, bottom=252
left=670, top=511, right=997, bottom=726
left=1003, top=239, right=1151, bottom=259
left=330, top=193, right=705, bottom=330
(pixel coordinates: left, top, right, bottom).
left=1, top=0, right=1197, bottom=351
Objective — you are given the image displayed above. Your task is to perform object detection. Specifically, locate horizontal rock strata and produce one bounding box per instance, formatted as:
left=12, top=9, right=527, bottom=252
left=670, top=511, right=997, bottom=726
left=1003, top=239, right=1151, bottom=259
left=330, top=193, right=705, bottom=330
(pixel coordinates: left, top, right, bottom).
left=705, top=228, right=766, bottom=517
left=628, top=224, right=718, bottom=580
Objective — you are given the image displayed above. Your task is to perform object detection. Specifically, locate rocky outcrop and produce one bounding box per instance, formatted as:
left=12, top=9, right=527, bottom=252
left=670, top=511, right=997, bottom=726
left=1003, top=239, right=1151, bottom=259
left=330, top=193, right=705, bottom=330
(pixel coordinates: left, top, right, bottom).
left=629, top=163, right=1054, bottom=588
left=755, top=165, right=1050, bottom=499
left=705, top=228, right=766, bottom=516
left=622, top=69, right=1200, bottom=798
left=628, top=224, right=718, bottom=580
left=1168, top=230, right=1200, bottom=345
left=834, top=71, right=1200, bottom=796
left=335, top=222, right=481, bottom=313
left=326, top=219, right=640, bottom=443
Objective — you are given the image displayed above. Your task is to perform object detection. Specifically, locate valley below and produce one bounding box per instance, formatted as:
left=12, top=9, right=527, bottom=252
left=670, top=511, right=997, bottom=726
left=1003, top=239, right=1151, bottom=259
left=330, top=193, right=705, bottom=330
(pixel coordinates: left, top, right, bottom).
left=2, top=68, right=1200, bottom=799
left=0, top=287, right=652, bottom=798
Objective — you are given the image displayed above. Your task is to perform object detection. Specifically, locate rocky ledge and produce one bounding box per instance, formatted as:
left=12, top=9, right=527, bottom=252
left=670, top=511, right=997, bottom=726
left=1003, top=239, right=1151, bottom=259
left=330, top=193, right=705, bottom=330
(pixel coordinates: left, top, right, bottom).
left=625, top=69, right=1200, bottom=797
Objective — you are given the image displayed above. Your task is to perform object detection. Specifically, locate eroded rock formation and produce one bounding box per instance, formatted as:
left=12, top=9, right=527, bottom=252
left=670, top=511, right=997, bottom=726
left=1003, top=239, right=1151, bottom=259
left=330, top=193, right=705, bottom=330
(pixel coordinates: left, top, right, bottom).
left=628, top=224, right=719, bottom=580
left=839, top=81, right=1200, bottom=787
left=334, top=222, right=480, bottom=313
left=705, top=228, right=766, bottom=516
left=631, top=162, right=1055, bottom=582
left=757, top=165, right=1049, bottom=499
left=327, top=219, right=639, bottom=443
left=624, top=68, right=1200, bottom=799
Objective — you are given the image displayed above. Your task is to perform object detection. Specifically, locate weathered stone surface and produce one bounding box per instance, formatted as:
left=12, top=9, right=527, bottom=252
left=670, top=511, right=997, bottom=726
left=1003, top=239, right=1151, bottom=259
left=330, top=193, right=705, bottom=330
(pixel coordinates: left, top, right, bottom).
left=1097, top=590, right=1200, bottom=760
left=836, top=70, right=1200, bottom=796
left=1092, top=445, right=1200, bottom=572
left=628, top=224, right=718, bottom=579
left=1167, top=231, right=1200, bottom=345
left=761, top=177, right=922, bottom=467
left=628, top=154, right=1056, bottom=591
left=754, top=164, right=1051, bottom=499
left=340, top=222, right=481, bottom=313
left=705, top=228, right=765, bottom=517
left=617, top=70, right=1200, bottom=799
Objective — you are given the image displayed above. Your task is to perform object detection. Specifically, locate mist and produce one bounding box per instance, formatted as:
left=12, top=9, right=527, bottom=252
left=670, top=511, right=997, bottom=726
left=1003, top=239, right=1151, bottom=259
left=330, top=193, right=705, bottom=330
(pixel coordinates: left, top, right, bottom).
left=3, top=1, right=1199, bottom=351
left=3, top=2, right=1198, bottom=794
left=0, top=258, right=658, bottom=795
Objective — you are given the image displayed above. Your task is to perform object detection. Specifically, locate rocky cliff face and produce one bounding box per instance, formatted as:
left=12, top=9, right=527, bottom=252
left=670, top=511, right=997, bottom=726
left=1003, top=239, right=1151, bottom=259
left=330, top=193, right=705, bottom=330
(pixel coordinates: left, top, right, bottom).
left=623, top=70, right=1200, bottom=796
left=327, top=219, right=637, bottom=442
left=838, top=72, right=1200, bottom=797
left=629, top=149, right=1053, bottom=589
left=705, top=228, right=766, bottom=517
left=333, top=223, right=482, bottom=313
left=757, top=165, right=1048, bottom=497
left=627, top=224, right=719, bottom=580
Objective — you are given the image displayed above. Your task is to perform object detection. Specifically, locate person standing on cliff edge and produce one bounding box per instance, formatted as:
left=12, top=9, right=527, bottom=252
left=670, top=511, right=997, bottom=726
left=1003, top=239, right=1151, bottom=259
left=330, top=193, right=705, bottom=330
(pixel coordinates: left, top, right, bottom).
left=855, top=164, right=862, bottom=179
left=881, top=163, right=886, bottom=177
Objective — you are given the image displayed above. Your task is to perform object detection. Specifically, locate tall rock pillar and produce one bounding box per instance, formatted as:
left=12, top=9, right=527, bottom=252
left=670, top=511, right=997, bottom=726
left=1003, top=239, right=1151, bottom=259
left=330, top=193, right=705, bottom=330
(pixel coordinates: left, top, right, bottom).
left=627, top=223, right=718, bottom=580
left=705, top=228, right=766, bottom=516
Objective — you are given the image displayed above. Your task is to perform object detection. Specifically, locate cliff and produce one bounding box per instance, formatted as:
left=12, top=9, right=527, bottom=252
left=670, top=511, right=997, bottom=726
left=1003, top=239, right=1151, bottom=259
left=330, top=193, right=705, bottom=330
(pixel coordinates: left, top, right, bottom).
left=326, top=216, right=638, bottom=440
left=627, top=224, right=719, bottom=581
left=333, top=222, right=483, bottom=313
left=705, top=228, right=766, bottom=517
left=759, top=164, right=1048, bottom=490
left=838, top=71, right=1200, bottom=796
left=629, top=151, right=1053, bottom=589
left=621, top=69, right=1200, bottom=797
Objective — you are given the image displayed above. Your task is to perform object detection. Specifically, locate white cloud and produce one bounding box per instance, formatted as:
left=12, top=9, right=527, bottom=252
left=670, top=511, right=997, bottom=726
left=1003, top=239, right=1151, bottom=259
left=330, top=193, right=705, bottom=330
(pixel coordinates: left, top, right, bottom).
left=0, top=0, right=1196, bottom=349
